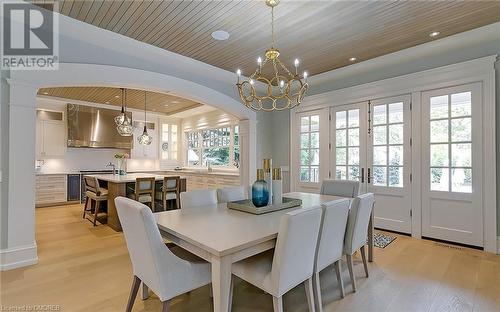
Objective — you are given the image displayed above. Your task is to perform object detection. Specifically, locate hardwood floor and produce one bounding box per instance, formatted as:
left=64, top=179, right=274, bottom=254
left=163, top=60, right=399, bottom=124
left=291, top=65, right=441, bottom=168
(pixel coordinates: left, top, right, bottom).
left=1, top=204, right=499, bottom=312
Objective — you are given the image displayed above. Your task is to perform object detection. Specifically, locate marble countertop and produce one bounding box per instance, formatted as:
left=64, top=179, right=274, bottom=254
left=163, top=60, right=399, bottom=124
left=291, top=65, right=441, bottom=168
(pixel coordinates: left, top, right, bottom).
left=85, top=173, right=183, bottom=183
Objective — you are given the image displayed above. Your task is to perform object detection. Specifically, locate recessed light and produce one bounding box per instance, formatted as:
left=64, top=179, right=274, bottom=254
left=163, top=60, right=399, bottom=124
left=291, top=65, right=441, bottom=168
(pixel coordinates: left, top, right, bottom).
left=164, top=104, right=169, bottom=107
left=105, top=101, right=110, bottom=104
left=43, top=92, right=49, bottom=95
left=429, top=31, right=440, bottom=37
left=211, top=30, right=230, bottom=41
left=349, top=57, right=357, bottom=62
left=171, top=100, right=180, bottom=104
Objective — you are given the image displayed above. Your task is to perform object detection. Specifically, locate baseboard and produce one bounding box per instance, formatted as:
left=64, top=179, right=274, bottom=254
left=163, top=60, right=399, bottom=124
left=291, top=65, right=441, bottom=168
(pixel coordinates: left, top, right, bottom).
left=0, top=243, right=38, bottom=271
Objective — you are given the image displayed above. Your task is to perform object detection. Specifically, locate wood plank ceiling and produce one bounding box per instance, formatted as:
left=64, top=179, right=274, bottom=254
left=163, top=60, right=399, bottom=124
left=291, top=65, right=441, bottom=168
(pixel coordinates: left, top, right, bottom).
left=38, top=87, right=203, bottom=115
left=38, top=1, right=500, bottom=76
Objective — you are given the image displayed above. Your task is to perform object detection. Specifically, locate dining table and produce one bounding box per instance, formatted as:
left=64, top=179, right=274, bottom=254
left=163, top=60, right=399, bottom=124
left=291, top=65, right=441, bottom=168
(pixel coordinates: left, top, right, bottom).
left=155, top=191, right=374, bottom=312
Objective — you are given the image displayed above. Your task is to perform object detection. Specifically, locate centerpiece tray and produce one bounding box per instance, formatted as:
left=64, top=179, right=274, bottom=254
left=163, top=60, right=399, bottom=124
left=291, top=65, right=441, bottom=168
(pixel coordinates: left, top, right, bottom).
left=227, top=197, right=302, bottom=215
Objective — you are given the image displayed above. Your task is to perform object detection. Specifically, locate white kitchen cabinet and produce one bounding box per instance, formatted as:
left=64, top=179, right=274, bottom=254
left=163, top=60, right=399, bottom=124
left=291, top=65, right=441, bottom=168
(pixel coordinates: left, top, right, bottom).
left=36, top=111, right=66, bottom=158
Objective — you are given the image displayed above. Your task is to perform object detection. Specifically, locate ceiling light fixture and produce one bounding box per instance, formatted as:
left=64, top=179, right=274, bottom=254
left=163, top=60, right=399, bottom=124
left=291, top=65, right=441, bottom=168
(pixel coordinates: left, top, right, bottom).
left=429, top=31, right=440, bottom=37
left=138, top=91, right=153, bottom=145
left=211, top=30, right=230, bottom=41
left=236, top=0, right=308, bottom=111
left=115, top=88, right=133, bottom=136
left=349, top=57, right=357, bottom=62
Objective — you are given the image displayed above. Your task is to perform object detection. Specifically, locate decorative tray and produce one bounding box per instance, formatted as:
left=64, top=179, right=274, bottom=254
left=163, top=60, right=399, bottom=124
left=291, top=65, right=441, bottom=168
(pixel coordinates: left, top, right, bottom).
left=227, top=197, right=302, bottom=215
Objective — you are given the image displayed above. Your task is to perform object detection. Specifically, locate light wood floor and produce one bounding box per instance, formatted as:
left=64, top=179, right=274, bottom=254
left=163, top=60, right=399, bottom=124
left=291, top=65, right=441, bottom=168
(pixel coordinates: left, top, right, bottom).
left=1, top=204, right=499, bottom=312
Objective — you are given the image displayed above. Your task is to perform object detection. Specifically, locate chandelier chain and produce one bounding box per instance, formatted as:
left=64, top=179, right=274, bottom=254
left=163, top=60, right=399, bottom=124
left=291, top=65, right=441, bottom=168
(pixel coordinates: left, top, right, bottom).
left=271, top=7, right=275, bottom=48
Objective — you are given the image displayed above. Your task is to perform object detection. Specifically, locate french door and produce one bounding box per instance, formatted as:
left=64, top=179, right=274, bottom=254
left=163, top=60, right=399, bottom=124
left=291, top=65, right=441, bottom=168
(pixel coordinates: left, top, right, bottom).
left=331, top=95, right=412, bottom=233
left=421, top=83, right=483, bottom=246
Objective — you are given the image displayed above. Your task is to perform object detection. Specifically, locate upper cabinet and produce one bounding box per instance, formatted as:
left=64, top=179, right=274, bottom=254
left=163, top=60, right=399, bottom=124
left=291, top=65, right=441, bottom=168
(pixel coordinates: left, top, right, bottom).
left=36, top=110, right=66, bottom=158
left=159, top=119, right=180, bottom=168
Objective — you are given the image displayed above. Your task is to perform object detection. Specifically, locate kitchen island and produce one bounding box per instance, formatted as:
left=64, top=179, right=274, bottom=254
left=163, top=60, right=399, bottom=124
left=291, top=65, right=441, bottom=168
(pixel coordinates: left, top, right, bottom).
left=86, top=173, right=186, bottom=231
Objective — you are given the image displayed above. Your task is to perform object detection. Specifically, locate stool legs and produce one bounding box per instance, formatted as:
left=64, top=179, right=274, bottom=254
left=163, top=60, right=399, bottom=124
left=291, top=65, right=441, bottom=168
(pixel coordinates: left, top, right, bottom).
left=83, top=196, right=89, bottom=218
left=93, top=200, right=101, bottom=226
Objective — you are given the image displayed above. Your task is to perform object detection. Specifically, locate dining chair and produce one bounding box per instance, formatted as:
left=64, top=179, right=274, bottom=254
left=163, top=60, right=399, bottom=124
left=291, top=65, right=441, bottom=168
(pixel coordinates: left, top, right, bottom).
left=82, top=176, right=108, bottom=226
left=344, top=193, right=375, bottom=292
left=231, top=207, right=323, bottom=312
left=313, top=199, right=350, bottom=312
left=180, top=189, right=217, bottom=208
left=115, top=197, right=212, bottom=312
left=320, top=179, right=360, bottom=198
left=156, top=176, right=181, bottom=210
left=128, top=177, right=155, bottom=211
left=216, top=186, right=247, bottom=203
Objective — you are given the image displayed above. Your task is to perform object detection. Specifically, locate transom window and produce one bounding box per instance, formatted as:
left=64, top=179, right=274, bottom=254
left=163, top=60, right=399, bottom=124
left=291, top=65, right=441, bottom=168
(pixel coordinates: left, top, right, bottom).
left=335, top=109, right=360, bottom=181
left=186, top=125, right=239, bottom=168
left=300, top=115, right=320, bottom=182
left=429, top=92, right=472, bottom=192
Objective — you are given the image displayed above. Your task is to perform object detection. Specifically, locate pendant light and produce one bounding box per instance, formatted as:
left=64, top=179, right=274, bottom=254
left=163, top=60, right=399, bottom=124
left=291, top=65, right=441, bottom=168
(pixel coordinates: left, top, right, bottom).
left=138, top=90, right=153, bottom=145
left=115, top=88, right=133, bottom=136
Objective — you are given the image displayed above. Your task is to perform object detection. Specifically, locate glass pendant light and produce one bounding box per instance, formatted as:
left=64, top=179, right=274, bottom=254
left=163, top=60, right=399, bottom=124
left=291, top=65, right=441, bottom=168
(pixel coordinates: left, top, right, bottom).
left=138, top=91, right=153, bottom=145
left=115, top=88, right=133, bottom=136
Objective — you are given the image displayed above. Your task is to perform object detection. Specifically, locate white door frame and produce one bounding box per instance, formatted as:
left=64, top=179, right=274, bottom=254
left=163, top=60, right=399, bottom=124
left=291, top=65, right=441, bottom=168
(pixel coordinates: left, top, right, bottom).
left=291, top=55, right=497, bottom=253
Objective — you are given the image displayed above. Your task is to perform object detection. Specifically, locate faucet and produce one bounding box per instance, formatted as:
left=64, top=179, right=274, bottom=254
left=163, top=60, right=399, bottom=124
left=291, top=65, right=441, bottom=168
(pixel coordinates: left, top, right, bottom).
left=106, top=162, right=116, bottom=175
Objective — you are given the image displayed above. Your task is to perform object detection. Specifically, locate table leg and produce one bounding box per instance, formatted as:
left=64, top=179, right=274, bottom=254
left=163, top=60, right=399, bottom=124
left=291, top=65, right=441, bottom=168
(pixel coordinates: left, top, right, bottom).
left=211, top=255, right=232, bottom=312
left=368, top=209, right=374, bottom=262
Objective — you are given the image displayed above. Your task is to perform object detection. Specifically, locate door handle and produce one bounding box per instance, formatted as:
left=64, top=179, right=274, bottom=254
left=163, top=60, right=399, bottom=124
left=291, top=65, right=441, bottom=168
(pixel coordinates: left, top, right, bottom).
left=367, top=168, right=371, bottom=184
left=361, top=168, right=365, bottom=183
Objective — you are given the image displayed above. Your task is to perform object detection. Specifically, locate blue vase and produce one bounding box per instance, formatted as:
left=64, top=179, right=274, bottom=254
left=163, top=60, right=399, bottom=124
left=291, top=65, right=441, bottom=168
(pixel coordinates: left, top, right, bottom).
left=252, top=179, right=269, bottom=207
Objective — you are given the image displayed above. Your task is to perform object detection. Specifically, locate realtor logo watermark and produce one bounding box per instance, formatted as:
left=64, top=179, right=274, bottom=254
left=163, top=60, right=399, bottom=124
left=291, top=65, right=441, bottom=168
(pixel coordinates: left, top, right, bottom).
left=1, top=1, right=59, bottom=70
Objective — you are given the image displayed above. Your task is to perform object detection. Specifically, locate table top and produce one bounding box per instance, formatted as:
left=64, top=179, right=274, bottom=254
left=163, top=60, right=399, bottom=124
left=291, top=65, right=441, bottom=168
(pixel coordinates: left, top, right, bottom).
left=154, top=192, right=346, bottom=257
left=87, top=173, right=184, bottom=183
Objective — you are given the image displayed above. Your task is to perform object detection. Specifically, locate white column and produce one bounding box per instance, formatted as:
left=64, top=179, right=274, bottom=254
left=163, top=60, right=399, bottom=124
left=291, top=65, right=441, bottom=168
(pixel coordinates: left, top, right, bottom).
left=0, top=81, right=38, bottom=270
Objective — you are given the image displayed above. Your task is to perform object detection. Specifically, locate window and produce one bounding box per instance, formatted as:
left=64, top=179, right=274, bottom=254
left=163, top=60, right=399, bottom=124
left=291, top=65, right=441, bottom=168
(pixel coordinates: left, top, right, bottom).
left=335, top=109, right=360, bottom=181
left=185, top=125, right=239, bottom=168
left=300, top=115, right=320, bottom=182
left=429, top=92, right=472, bottom=192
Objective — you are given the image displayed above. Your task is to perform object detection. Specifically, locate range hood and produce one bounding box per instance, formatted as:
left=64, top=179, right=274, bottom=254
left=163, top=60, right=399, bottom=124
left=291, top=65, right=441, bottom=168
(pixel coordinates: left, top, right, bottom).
left=67, top=104, right=133, bottom=149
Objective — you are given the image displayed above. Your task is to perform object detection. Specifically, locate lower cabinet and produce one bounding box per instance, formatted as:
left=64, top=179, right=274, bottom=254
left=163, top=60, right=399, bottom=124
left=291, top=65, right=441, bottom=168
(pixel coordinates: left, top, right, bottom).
left=35, top=174, right=67, bottom=207
left=183, top=173, right=240, bottom=191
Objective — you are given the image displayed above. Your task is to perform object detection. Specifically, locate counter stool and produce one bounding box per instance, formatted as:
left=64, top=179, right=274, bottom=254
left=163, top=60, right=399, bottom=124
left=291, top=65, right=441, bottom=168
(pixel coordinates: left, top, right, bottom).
left=156, top=176, right=181, bottom=210
left=128, top=177, right=155, bottom=211
left=83, top=176, right=108, bottom=226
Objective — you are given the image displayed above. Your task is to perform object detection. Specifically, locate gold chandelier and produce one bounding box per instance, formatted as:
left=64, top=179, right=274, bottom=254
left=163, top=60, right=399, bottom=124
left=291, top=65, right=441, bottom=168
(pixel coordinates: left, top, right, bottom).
left=236, top=0, right=308, bottom=111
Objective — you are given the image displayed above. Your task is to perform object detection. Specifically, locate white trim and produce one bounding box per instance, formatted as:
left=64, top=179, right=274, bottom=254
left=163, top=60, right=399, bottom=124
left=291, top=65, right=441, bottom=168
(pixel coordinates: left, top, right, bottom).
left=0, top=244, right=38, bottom=271
left=290, top=56, right=497, bottom=252
left=497, top=236, right=500, bottom=254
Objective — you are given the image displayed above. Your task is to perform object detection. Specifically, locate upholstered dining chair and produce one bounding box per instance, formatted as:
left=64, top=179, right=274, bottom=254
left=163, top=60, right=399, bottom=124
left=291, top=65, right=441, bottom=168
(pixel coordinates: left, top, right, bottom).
left=156, top=176, right=181, bottom=210
left=128, top=177, right=155, bottom=211
left=180, top=189, right=217, bottom=208
left=313, top=199, right=350, bottom=312
left=115, top=197, right=212, bottom=312
left=216, top=186, right=247, bottom=203
left=82, top=176, right=108, bottom=226
left=320, top=179, right=360, bottom=198
left=344, top=193, right=375, bottom=292
left=231, top=207, right=323, bottom=312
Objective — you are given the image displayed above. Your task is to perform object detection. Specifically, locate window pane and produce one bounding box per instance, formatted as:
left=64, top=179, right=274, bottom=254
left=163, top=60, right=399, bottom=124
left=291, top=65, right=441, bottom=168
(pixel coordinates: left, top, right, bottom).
left=300, top=133, right=309, bottom=148
left=388, top=102, right=404, bottom=123
left=348, top=109, right=359, bottom=127
left=310, top=115, right=319, bottom=132
left=388, top=124, right=404, bottom=144
left=336, top=129, right=346, bottom=147
left=373, top=146, right=387, bottom=165
left=373, top=166, right=387, bottom=186
left=234, top=147, right=240, bottom=167
left=388, top=145, right=403, bottom=166
left=431, top=167, right=449, bottom=191
left=430, top=120, right=449, bottom=143
left=388, top=166, right=403, bottom=187
left=310, top=149, right=319, bottom=165
left=430, top=144, right=449, bottom=167
left=310, top=132, right=319, bottom=148
left=310, top=166, right=320, bottom=182
left=188, top=149, right=201, bottom=166
left=451, top=92, right=471, bottom=117
left=451, top=168, right=472, bottom=193
left=373, top=126, right=386, bottom=145
left=336, top=111, right=346, bottom=129
left=430, top=95, right=448, bottom=119
left=203, top=148, right=229, bottom=166
left=451, top=143, right=471, bottom=167
left=348, top=166, right=359, bottom=181
left=348, top=147, right=359, bottom=165
left=300, top=149, right=311, bottom=165
left=300, top=166, right=310, bottom=182
left=451, top=118, right=471, bottom=142
left=348, top=128, right=359, bottom=146
left=336, top=148, right=346, bottom=165
left=301, top=116, right=310, bottom=132
left=373, top=105, right=386, bottom=125
left=335, top=166, right=347, bottom=180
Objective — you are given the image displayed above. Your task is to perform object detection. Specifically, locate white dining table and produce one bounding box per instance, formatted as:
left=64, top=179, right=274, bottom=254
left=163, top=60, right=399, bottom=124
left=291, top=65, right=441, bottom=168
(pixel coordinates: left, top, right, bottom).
left=154, top=192, right=374, bottom=312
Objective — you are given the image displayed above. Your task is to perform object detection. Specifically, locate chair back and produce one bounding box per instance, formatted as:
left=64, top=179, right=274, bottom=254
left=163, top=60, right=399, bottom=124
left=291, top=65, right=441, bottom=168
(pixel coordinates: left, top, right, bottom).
left=320, top=179, right=360, bottom=198
left=315, top=199, right=350, bottom=272
left=135, top=177, right=155, bottom=195
left=180, top=189, right=217, bottom=208
left=344, top=193, right=375, bottom=255
left=271, top=207, right=322, bottom=296
left=84, top=176, right=101, bottom=195
left=217, top=186, right=247, bottom=203
left=163, top=176, right=180, bottom=192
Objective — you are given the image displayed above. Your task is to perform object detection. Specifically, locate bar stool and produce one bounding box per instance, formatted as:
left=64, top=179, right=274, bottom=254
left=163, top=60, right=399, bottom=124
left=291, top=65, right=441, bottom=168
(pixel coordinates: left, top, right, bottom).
left=82, top=176, right=108, bottom=226
left=128, top=177, right=155, bottom=211
left=156, top=176, right=181, bottom=210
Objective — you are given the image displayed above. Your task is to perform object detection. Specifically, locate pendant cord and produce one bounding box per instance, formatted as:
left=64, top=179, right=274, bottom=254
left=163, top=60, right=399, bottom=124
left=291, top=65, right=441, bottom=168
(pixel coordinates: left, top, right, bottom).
left=144, top=91, right=147, bottom=122
left=271, top=6, right=275, bottom=48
